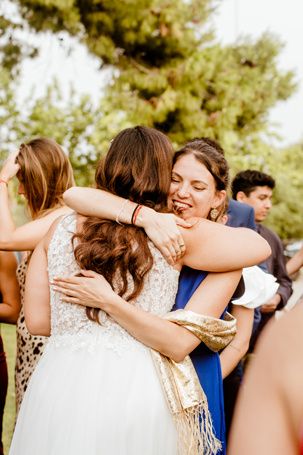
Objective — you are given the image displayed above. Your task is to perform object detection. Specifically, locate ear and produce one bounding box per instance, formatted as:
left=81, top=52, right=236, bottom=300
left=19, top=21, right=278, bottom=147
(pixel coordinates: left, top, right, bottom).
left=213, top=190, right=226, bottom=208
left=236, top=191, right=248, bottom=203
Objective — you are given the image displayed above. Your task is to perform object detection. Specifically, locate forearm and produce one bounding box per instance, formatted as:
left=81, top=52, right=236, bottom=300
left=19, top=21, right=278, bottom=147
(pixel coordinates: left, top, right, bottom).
left=220, top=340, right=249, bottom=379
left=64, top=187, right=173, bottom=234
left=53, top=271, right=241, bottom=359
left=182, top=221, right=271, bottom=272
left=103, top=295, right=200, bottom=362
left=24, top=239, right=51, bottom=336
left=24, top=292, right=51, bottom=336
left=286, top=250, right=303, bottom=276
left=220, top=306, right=253, bottom=378
left=63, top=187, right=138, bottom=223
left=63, top=187, right=186, bottom=265
left=0, top=303, right=20, bottom=324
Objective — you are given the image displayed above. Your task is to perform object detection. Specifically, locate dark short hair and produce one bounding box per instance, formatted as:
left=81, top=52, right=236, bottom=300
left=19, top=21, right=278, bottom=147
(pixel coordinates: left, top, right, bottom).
left=232, top=170, right=275, bottom=199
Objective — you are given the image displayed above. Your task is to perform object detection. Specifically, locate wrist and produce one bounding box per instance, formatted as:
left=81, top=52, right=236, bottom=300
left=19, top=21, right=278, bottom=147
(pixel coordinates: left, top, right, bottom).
left=134, top=206, right=155, bottom=228
left=103, top=293, right=124, bottom=315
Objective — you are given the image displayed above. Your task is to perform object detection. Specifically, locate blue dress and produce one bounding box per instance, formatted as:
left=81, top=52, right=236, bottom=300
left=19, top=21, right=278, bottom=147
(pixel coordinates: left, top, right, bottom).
left=174, top=267, right=226, bottom=454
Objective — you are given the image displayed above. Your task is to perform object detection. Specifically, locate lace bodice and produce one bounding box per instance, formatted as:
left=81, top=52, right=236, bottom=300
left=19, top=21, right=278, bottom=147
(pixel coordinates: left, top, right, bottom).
left=47, top=214, right=179, bottom=354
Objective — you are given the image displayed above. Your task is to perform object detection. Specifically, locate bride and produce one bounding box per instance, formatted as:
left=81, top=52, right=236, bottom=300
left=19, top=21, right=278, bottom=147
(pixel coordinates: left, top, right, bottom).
left=9, top=126, right=269, bottom=455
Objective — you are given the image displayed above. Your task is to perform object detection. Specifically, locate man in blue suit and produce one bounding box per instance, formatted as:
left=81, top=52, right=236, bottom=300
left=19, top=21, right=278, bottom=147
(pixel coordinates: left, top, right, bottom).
left=226, top=198, right=256, bottom=230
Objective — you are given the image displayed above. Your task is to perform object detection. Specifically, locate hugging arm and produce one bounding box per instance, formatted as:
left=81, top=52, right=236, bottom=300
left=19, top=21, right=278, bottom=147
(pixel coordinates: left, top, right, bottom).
left=220, top=305, right=253, bottom=379
left=63, top=187, right=189, bottom=264
left=64, top=187, right=271, bottom=271
left=23, top=220, right=62, bottom=336
left=180, top=219, right=271, bottom=271
left=286, top=245, right=303, bottom=276
left=0, top=175, right=70, bottom=251
left=0, top=151, right=71, bottom=251
left=53, top=269, right=241, bottom=362
left=0, top=251, right=20, bottom=323
left=0, top=206, right=70, bottom=252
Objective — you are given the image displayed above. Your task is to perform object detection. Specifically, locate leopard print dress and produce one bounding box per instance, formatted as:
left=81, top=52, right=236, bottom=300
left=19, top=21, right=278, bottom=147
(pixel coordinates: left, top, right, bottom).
left=15, top=256, right=48, bottom=412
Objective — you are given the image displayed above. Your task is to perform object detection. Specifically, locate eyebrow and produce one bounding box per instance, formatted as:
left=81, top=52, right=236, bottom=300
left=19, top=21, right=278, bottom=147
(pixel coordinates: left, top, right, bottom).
left=172, top=171, right=209, bottom=187
left=258, top=192, right=272, bottom=197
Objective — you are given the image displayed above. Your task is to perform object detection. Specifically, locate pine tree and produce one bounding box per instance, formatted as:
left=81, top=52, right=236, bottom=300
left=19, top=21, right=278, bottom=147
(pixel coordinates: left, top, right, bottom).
left=2, top=0, right=302, bottom=238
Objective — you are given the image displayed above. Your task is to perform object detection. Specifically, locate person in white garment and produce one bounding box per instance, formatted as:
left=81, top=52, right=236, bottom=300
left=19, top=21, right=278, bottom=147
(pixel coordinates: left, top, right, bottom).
left=9, top=126, right=270, bottom=455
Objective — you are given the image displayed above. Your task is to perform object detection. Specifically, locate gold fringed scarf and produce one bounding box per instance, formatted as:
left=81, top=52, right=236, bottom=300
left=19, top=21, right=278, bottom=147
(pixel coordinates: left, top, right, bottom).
left=151, top=310, right=236, bottom=455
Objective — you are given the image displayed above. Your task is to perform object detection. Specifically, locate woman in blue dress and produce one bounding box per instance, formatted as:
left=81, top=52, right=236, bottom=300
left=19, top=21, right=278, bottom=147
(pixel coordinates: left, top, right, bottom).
left=57, top=133, right=268, bottom=453
left=170, top=139, right=233, bottom=452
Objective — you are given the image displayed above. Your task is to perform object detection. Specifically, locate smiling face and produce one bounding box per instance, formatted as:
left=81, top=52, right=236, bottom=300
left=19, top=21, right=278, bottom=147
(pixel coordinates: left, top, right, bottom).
left=168, top=153, right=226, bottom=220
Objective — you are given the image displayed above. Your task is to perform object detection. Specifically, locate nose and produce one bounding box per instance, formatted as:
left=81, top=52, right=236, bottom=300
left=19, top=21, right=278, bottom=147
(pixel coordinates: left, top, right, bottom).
left=176, top=183, right=190, bottom=198
left=264, top=199, right=272, bottom=209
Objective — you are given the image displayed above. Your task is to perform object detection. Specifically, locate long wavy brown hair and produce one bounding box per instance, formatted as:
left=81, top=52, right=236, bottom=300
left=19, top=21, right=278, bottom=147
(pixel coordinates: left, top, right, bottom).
left=74, top=126, right=174, bottom=323
left=16, top=138, right=75, bottom=219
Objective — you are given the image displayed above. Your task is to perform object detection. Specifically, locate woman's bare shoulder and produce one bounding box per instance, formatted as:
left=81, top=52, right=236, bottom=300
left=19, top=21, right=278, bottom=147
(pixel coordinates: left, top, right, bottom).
left=256, top=303, right=303, bottom=355
left=255, top=303, right=303, bottom=430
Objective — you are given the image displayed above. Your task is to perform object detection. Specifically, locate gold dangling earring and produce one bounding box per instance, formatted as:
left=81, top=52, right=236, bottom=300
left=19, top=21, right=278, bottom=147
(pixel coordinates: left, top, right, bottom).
left=210, top=207, right=219, bottom=221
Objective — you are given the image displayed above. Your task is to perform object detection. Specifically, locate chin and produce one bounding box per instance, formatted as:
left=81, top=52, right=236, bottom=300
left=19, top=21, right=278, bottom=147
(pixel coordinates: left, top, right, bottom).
left=173, top=208, right=191, bottom=219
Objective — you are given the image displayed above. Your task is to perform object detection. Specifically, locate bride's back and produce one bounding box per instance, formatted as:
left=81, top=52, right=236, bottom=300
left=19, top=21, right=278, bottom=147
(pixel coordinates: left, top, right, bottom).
left=47, top=213, right=179, bottom=353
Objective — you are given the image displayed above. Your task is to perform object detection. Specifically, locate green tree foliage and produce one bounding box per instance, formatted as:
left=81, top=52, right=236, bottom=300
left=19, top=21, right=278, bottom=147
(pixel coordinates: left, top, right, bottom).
left=0, top=81, right=99, bottom=185
left=0, top=68, right=19, bottom=159
left=13, top=1, right=295, bottom=144
left=14, top=82, right=100, bottom=184
left=265, top=145, right=303, bottom=240
left=0, top=8, right=38, bottom=74
left=2, top=0, right=303, bottom=237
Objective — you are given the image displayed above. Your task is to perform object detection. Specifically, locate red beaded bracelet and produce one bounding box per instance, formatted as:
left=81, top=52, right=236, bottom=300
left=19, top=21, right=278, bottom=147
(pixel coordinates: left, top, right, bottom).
left=0, top=178, right=8, bottom=186
left=132, top=205, right=143, bottom=225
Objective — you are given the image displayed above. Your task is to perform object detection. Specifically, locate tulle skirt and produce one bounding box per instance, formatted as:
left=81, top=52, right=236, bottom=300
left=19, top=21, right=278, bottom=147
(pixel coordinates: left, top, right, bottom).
left=9, top=335, right=177, bottom=455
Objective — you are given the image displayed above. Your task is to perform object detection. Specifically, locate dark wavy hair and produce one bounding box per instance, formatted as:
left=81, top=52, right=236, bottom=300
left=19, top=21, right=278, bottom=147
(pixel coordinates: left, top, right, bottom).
left=74, top=126, right=174, bottom=323
left=232, top=170, right=275, bottom=200
left=173, top=138, right=229, bottom=221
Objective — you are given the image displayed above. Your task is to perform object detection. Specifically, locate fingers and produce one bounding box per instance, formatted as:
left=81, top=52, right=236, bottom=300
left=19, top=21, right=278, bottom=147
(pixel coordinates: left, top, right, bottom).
left=51, top=278, right=79, bottom=288
left=61, top=296, right=82, bottom=305
left=80, top=269, right=99, bottom=278
left=163, top=245, right=178, bottom=265
left=1, top=150, right=21, bottom=177
left=51, top=284, right=79, bottom=297
left=174, top=216, right=192, bottom=228
left=11, top=150, right=20, bottom=162
left=156, top=232, right=186, bottom=264
left=171, top=233, right=186, bottom=260
left=53, top=275, right=85, bottom=285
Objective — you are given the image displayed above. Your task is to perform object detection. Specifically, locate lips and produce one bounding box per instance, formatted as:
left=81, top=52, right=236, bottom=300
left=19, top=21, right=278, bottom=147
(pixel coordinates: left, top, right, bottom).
left=173, top=200, right=192, bottom=210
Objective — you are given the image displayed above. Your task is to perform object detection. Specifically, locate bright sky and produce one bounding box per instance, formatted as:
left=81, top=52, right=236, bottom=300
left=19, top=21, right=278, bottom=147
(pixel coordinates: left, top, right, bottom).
left=213, top=0, right=303, bottom=145
left=11, top=0, right=303, bottom=146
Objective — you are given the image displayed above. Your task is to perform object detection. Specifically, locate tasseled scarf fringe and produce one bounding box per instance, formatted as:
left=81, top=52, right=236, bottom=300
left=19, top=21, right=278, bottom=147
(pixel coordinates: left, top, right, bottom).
left=151, top=309, right=237, bottom=454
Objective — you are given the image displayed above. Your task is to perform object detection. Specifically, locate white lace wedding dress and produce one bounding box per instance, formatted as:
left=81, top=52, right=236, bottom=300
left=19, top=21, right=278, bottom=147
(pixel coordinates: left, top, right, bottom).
left=9, top=214, right=179, bottom=455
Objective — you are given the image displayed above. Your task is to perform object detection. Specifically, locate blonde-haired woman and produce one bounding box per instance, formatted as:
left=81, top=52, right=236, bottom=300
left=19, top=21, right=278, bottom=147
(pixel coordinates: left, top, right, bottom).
left=0, top=138, right=74, bottom=410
